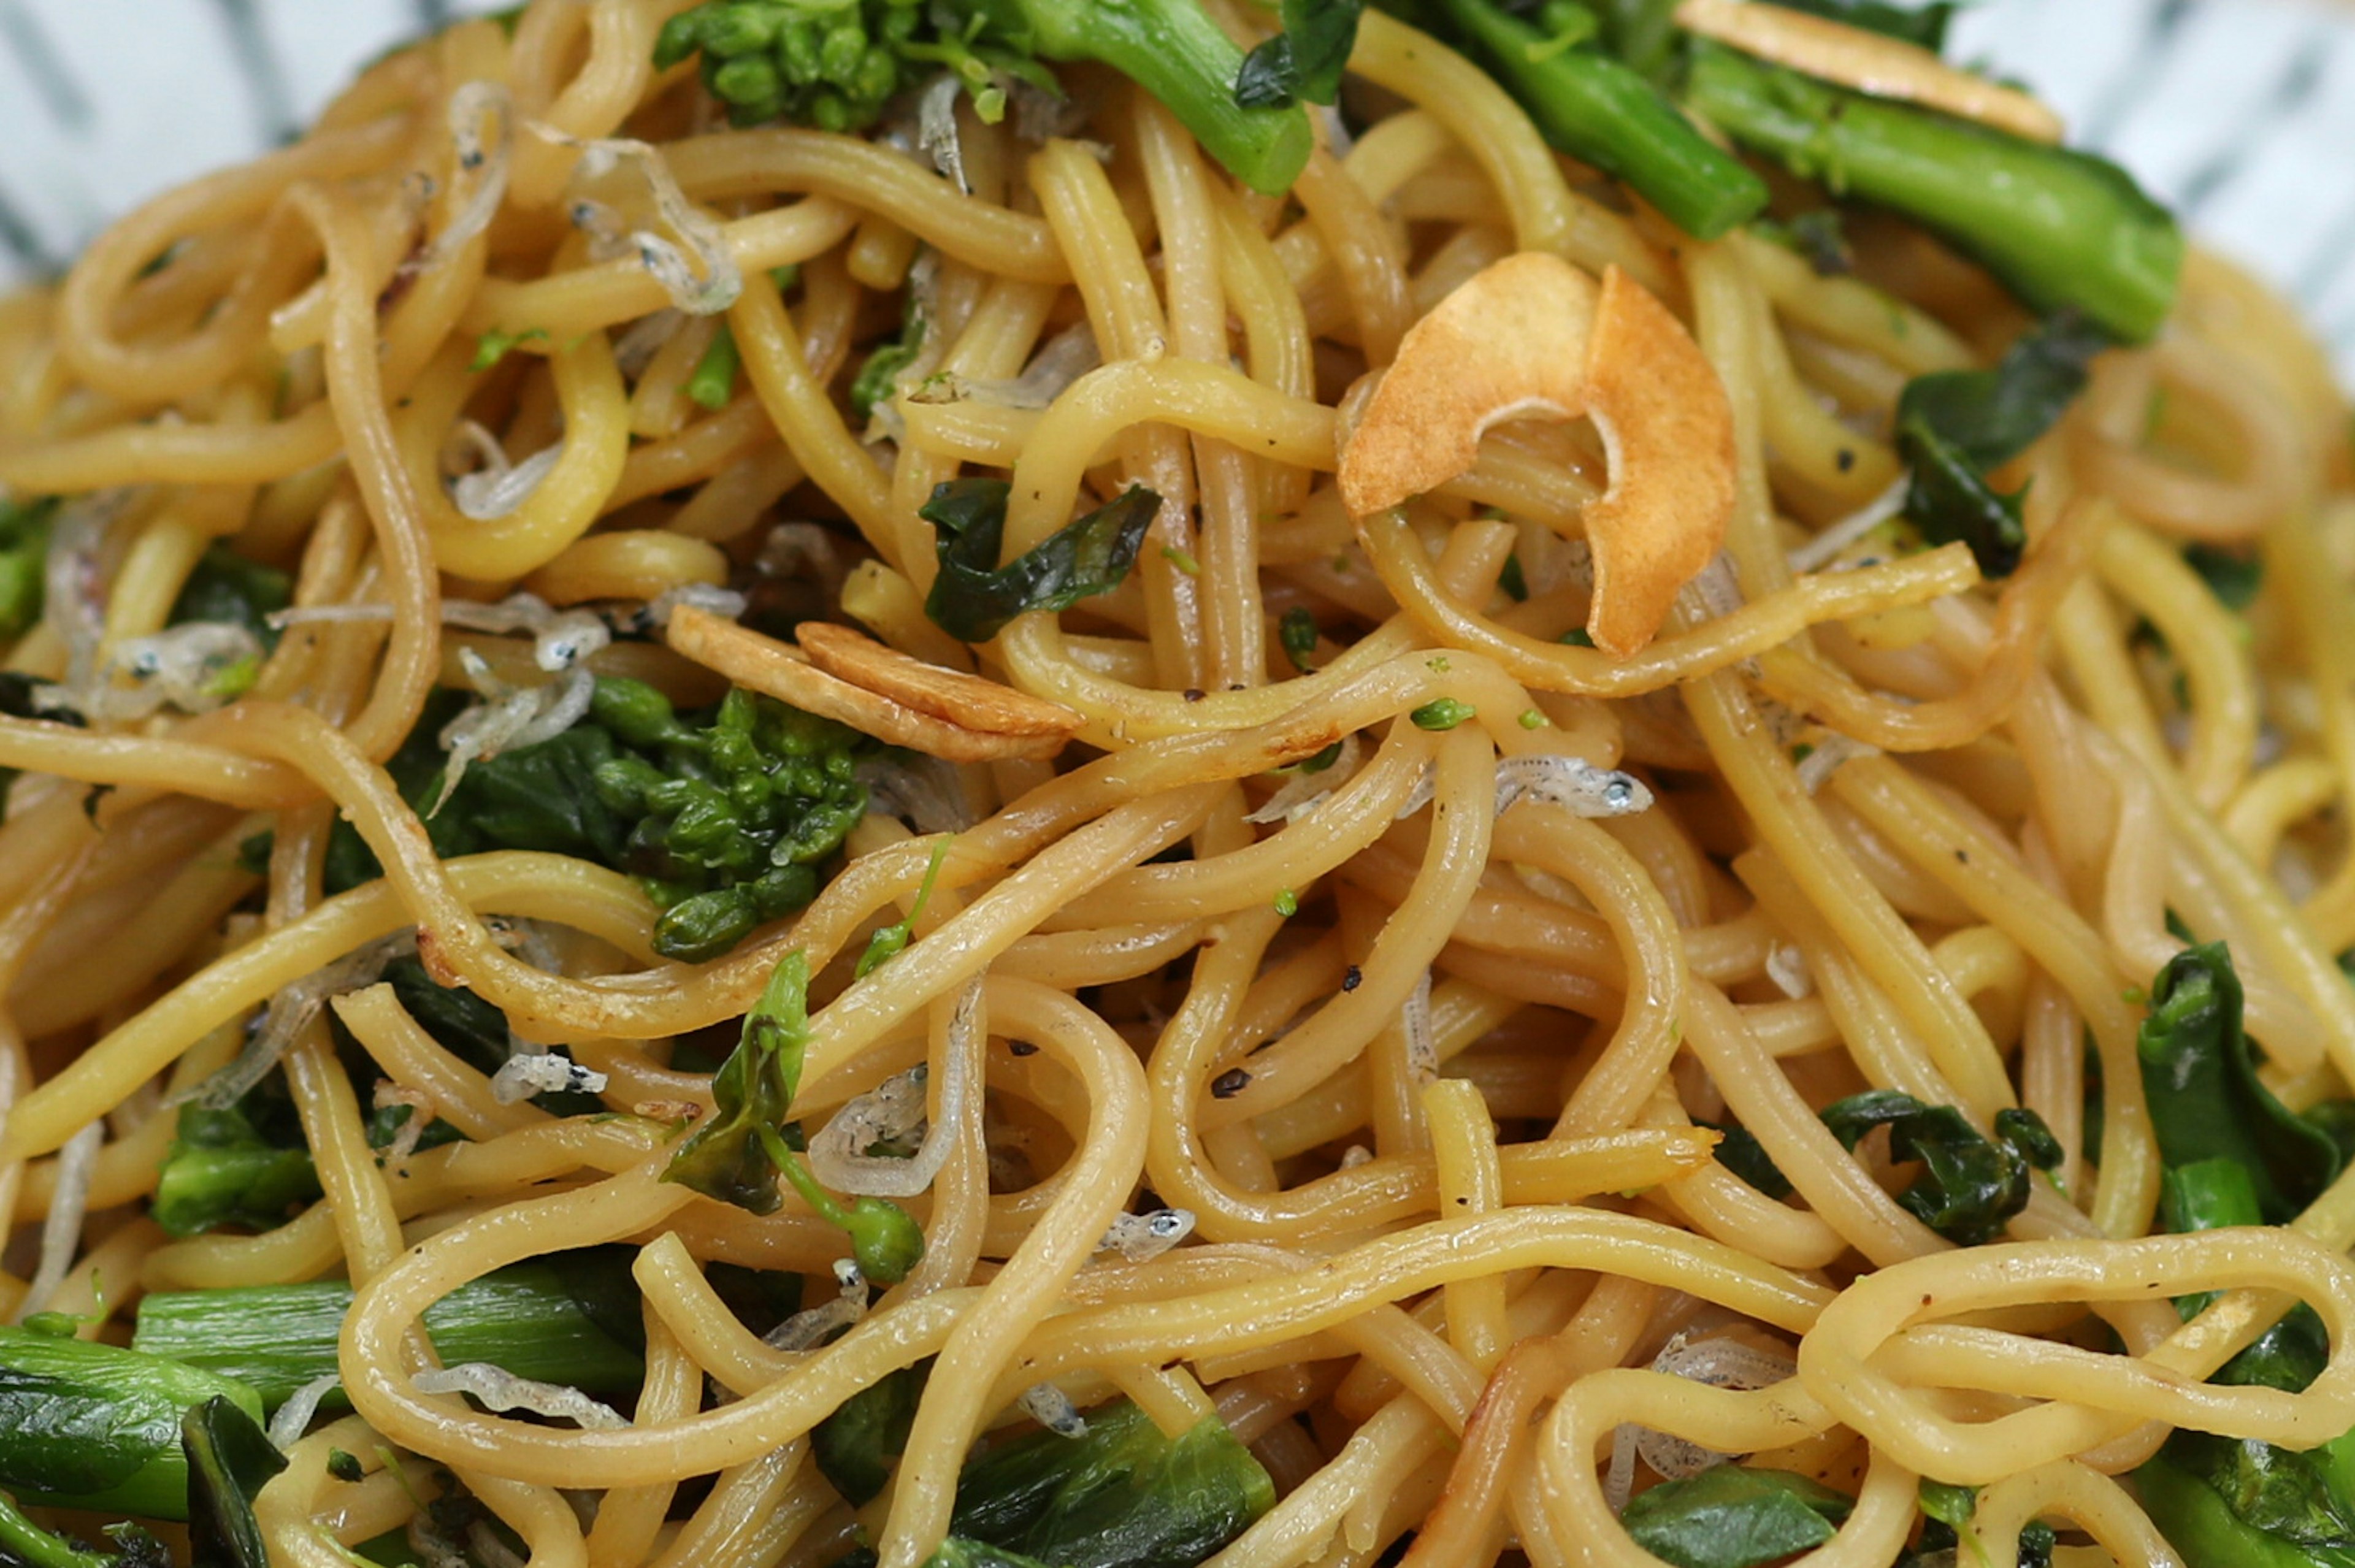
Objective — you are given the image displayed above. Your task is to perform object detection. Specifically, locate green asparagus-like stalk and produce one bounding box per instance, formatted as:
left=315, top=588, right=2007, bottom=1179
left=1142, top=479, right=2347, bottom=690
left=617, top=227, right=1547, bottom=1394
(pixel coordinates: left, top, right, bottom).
left=1409, top=0, right=1768, bottom=239
left=0, top=1327, right=264, bottom=1521
left=131, top=1254, right=647, bottom=1410
left=1681, top=40, right=2183, bottom=342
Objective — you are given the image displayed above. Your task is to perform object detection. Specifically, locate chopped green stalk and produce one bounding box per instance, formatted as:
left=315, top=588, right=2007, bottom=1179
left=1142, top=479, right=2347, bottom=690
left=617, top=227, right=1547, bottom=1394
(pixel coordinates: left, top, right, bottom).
left=1374, top=0, right=1768, bottom=239
left=663, top=950, right=925, bottom=1282
left=765, top=1123, right=927, bottom=1282
left=1409, top=697, right=1476, bottom=730
left=132, top=1254, right=646, bottom=1410
left=1682, top=42, right=2183, bottom=342
left=686, top=321, right=742, bottom=410
left=0, top=1493, right=168, bottom=1568
left=0, top=1328, right=265, bottom=1520
left=655, top=0, right=1313, bottom=196
left=858, top=836, right=953, bottom=977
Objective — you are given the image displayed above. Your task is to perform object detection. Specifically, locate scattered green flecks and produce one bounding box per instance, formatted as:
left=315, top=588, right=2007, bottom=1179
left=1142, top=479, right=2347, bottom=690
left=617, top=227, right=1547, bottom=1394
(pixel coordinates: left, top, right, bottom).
left=471, top=327, right=548, bottom=373
left=1410, top=698, right=1476, bottom=732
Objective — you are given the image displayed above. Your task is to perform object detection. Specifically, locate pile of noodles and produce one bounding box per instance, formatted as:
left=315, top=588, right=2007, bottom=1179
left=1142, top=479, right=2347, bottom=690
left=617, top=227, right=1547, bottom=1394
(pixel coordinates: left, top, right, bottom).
left=0, top=3, right=2353, bottom=1567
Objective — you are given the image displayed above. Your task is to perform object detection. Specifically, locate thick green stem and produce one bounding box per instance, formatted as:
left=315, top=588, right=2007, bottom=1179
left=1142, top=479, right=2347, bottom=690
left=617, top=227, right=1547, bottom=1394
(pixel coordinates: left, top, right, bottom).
left=1002, top=0, right=1314, bottom=196
left=0, top=1328, right=264, bottom=1521
left=1425, top=0, right=1767, bottom=239
left=1682, top=41, right=2182, bottom=342
left=132, top=1255, right=645, bottom=1410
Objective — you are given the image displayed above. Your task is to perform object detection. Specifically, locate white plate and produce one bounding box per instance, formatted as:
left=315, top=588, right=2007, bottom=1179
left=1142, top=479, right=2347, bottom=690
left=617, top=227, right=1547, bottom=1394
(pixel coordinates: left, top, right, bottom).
left=1, top=0, right=2351, bottom=377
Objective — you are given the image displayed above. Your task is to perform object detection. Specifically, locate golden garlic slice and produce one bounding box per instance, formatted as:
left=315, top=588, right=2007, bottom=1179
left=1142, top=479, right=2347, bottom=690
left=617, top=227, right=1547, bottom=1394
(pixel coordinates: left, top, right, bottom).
left=667, top=605, right=1069, bottom=762
left=1675, top=0, right=2064, bottom=143
left=1337, top=252, right=1735, bottom=658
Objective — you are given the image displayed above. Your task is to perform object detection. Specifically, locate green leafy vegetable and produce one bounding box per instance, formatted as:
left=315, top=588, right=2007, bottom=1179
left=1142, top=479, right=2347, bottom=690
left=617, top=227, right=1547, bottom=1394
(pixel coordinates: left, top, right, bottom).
left=169, top=543, right=294, bottom=652
left=2130, top=961, right=2355, bottom=1568
left=1682, top=42, right=2183, bottom=342
left=1899, top=1478, right=2056, bottom=1568
left=0, top=493, right=56, bottom=640
left=2137, top=1448, right=2355, bottom=1568
left=814, top=1360, right=933, bottom=1505
left=922, top=1545, right=1059, bottom=1568
left=687, top=321, right=742, bottom=411
left=850, top=291, right=928, bottom=425
left=654, top=0, right=1314, bottom=195
left=1236, top=0, right=1366, bottom=110
left=132, top=1252, right=645, bottom=1410
left=1699, top=1118, right=1792, bottom=1199
left=182, top=1396, right=286, bottom=1568
left=1762, top=0, right=1958, bottom=50
left=1893, top=313, right=2109, bottom=577
left=662, top=950, right=925, bottom=1281
left=949, top=1399, right=1274, bottom=1568
left=1620, top=1466, right=1853, bottom=1568
left=2137, top=943, right=2341, bottom=1224
left=920, top=478, right=1160, bottom=644
left=1819, top=1090, right=2057, bottom=1244
left=1374, top=0, right=1769, bottom=239
left=2185, top=543, right=2263, bottom=611
left=0, top=1328, right=266, bottom=1520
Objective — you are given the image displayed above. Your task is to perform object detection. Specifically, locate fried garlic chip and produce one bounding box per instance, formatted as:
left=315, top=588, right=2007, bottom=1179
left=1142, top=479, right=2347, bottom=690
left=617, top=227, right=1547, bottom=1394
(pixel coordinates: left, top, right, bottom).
left=666, top=605, right=1070, bottom=762
left=1338, top=252, right=1735, bottom=658
left=1675, top=0, right=2064, bottom=143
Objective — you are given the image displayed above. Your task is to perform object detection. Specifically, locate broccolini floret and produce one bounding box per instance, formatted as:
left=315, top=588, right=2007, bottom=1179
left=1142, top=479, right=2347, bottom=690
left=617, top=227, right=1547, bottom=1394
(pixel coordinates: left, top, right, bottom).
left=654, top=0, right=1316, bottom=196
left=589, top=679, right=871, bottom=962
left=329, top=678, right=873, bottom=964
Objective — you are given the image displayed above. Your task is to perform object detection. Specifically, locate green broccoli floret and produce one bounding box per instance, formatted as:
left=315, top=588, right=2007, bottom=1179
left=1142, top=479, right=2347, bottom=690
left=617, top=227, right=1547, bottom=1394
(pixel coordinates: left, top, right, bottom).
left=587, top=679, right=870, bottom=962
left=653, top=0, right=1315, bottom=196
left=327, top=679, right=871, bottom=965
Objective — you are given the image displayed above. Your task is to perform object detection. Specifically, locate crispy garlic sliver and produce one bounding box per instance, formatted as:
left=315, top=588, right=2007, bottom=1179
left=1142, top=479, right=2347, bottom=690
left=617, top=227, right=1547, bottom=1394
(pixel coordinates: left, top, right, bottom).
left=1336, top=252, right=1734, bottom=659
left=1674, top=0, right=2064, bottom=143
left=666, top=603, right=1066, bottom=762
left=795, top=621, right=1084, bottom=740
